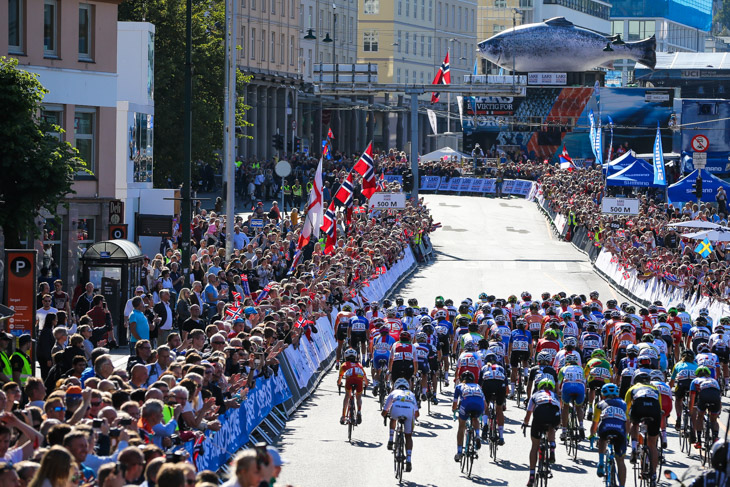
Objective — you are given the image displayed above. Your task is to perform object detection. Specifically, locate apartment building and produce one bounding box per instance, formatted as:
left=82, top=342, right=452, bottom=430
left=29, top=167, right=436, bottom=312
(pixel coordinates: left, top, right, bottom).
left=1, top=0, right=124, bottom=288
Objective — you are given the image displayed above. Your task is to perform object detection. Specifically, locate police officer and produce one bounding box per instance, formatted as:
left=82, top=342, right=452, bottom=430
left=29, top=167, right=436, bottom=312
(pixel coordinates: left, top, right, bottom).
left=282, top=181, right=292, bottom=211
left=11, top=334, right=33, bottom=386
left=292, top=180, right=303, bottom=210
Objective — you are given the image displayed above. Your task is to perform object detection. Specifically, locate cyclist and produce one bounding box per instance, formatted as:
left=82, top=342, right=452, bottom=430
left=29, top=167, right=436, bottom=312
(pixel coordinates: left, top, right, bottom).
left=455, top=341, right=483, bottom=386
left=558, top=354, right=586, bottom=441
left=454, top=303, right=473, bottom=326
left=421, top=322, right=440, bottom=404
left=612, top=323, right=637, bottom=365
left=637, top=334, right=660, bottom=370
left=687, top=440, right=729, bottom=487
left=480, top=353, right=508, bottom=445
left=371, top=325, right=396, bottom=392
left=588, top=290, right=603, bottom=310
left=590, top=383, right=628, bottom=485
left=525, top=351, right=558, bottom=401
left=389, top=331, right=418, bottom=387
left=579, top=321, right=603, bottom=363
left=650, top=369, right=672, bottom=449
left=617, top=344, right=640, bottom=399
left=625, top=371, right=661, bottom=483
left=509, top=319, right=533, bottom=398
left=523, top=377, right=561, bottom=487
left=687, top=316, right=712, bottom=353
left=584, top=349, right=613, bottom=421
left=335, top=304, right=355, bottom=364
left=401, top=306, right=416, bottom=332
left=395, top=297, right=406, bottom=317
left=699, top=308, right=714, bottom=329
left=650, top=326, right=670, bottom=372
left=536, top=329, right=561, bottom=364
left=670, top=349, right=698, bottom=430
left=709, top=323, right=729, bottom=390
left=553, top=336, right=581, bottom=370
left=349, top=308, right=370, bottom=366
left=461, top=321, right=485, bottom=352
left=337, top=348, right=368, bottom=425
left=444, top=298, right=458, bottom=322
left=560, top=311, right=580, bottom=340
left=383, top=378, right=419, bottom=472
left=434, top=310, right=454, bottom=385
left=452, top=316, right=472, bottom=356
left=689, top=365, right=722, bottom=448
left=453, top=370, right=486, bottom=462
left=676, top=303, right=692, bottom=337
left=525, top=303, right=546, bottom=342
left=415, top=332, right=435, bottom=401
left=696, top=343, right=721, bottom=379
left=666, top=308, right=684, bottom=363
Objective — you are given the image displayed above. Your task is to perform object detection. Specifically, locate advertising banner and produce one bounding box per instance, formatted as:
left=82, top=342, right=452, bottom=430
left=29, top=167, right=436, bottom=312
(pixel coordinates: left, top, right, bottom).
left=421, top=176, right=441, bottom=191
left=4, top=250, right=37, bottom=337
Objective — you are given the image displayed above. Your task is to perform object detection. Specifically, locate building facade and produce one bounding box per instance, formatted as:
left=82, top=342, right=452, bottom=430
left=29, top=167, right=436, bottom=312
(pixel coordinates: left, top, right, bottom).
left=610, top=0, right=713, bottom=85
left=1, top=0, right=124, bottom=289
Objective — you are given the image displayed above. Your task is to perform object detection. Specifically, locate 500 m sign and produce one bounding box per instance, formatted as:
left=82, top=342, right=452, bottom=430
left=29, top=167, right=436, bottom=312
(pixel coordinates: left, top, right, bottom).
left=370, top=193, right=406, bottom=210
left=601, top=197, right=640, bottom=215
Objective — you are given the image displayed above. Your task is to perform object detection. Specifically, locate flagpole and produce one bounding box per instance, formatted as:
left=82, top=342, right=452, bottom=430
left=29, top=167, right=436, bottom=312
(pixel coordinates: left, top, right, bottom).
left=447, top=47, right=451, bottom=133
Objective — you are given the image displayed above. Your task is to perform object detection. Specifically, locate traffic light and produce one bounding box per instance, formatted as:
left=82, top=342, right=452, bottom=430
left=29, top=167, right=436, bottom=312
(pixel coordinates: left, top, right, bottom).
left=694, top=175, right=703, bottom=200
left=295, top=137, right=301, bottom=152
left=272, top=134, right=284, bottom=151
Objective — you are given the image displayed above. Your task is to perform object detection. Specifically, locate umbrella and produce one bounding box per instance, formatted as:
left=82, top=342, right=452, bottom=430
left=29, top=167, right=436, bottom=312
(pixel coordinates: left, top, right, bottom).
left=682, top=227, right=730, bottom=242
left=667, top=220, right=721, bottom=230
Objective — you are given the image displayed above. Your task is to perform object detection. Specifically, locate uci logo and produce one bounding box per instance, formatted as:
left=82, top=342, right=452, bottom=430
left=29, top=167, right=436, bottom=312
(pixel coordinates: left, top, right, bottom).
left=10, top=256, right=31, bottom=278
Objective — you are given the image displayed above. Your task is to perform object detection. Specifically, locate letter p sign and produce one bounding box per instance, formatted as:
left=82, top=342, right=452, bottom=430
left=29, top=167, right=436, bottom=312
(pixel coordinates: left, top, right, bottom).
left=10, top=256, right=31, bottom=278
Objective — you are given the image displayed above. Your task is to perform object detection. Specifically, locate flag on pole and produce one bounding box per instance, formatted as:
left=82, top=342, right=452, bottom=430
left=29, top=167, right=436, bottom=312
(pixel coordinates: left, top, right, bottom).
left=320, top=201, right=337, bottom=235
left=287, top=249, right=302, bottom=275
left=607, top=115, right=614, bottom=163
left=589, top=110, right=596, bottom=158
left=255, top=284, right=271, bottom=304
left=321, top=139, right=332, bottom=159
left=695, top=238, right=713, bottom=258
left=652, top=122, right=667, bottom=186
left=241, top=274, right=251, bottom=297
left=430, top=51, right=450, bottom=104
left=352, top=142, right=378, bottom=199
left=559, top=145, right=577, bottom=171
left=296, top=158, right=323, bottom=248
left=594, top=116, right=603, bottom=166
left=327, top=127, right=335, bottom=139
left=376, top=173, right=386, bottom=191
left=334, top=172, right=354, bottom=207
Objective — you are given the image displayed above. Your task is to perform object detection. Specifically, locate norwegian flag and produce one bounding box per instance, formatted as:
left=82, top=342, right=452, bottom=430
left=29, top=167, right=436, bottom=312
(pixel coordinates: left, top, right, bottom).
left=287, top=249, right=303, bottom=275
left=559, top=145, right=577, bottom=171
left=255, top=284, right=271, bottom=304
left=232, top=291, right=242, bottom=303
left=241, top=275, right=251, bottom=297
left=353, top=206, right=366, bottom=214
left=225, top=306, right=243, bottom=320
left=376, top=173, right=386, bottom=191
left=295, top=316, right=313, bottom=341
left=327, top=127, right=335, bottom=139
left=430, top=51, right=450, bottom=104
left=622, top=271, right=631, bottom=280
left=324, top=221, right=337, bottom=255
left=320, top=201, right=337, bottom=235
left=334, top=173, right=354, bottom=207
left=353, top=142, right=378, bottom=199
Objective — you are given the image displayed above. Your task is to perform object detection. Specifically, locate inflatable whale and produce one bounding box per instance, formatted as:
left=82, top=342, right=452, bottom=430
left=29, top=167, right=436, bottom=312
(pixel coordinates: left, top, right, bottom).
left=477, top=17, right=656, bottom=72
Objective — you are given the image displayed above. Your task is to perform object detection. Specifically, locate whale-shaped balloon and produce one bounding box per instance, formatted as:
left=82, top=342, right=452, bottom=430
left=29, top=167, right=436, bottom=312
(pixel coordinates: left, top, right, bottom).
left=477, top=17, right=656, bottom=72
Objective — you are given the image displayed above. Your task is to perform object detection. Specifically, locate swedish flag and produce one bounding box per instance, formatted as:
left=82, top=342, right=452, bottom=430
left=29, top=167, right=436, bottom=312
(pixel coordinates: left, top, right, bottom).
left=694, top=238, right=714, bottom=258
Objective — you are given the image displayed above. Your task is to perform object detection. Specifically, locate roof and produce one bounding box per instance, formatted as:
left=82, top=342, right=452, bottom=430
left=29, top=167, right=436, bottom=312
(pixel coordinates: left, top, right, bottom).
left=81, top=239, right=143, bottom=261
left=636, top=52, right=730, bottom=71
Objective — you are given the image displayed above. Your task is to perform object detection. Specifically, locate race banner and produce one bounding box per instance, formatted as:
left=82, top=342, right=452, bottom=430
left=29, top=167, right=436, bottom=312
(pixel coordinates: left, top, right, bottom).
left=421, top=176, right=441, bottom=191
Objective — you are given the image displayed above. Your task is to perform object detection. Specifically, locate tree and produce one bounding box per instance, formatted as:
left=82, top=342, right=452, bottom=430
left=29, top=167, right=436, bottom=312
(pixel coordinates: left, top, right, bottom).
left=118, top=0, right=251, bottom=187
left=716, top=0, right=730, bottom=32
left=0, top=57, right=87, bottom=248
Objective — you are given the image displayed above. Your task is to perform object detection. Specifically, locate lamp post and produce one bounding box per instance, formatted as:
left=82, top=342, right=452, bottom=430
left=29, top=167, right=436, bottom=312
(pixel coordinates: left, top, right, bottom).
left=181, top=0, right=193, bottom=285
left=322, top=5, right=338, bottom=151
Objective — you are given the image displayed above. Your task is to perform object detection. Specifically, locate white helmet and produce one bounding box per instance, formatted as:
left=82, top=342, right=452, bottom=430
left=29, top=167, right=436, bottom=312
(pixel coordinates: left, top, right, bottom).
left=344, top=348, right=358, bottom=360
left=700, top=308, right=710, bottom=316
left=435, top=310, right=447, bottom=320
left=420, top=315, right=432, bottom=324
left=394, top=378, right=410, bottom=390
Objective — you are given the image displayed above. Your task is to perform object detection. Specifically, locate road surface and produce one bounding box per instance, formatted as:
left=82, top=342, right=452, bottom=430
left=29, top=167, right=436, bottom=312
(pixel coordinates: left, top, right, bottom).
left=277, top=195, right=721, bottom=487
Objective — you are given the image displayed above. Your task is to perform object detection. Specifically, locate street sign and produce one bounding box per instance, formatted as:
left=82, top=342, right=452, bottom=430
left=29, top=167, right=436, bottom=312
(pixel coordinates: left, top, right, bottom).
left=275, top=161, right=292, bottom=177
left=693, top=152, right=707, bottom=168
left=370, top=193, right=406, bottom=210
left=109, top=224, right=128, bottom=240
left=601, top=197, right=640, bottom=215
left=691, top=134, right=709, bottom=152
left=109, top=200, right=124, bottom=224
left=250, top=218, right=264, bottom=228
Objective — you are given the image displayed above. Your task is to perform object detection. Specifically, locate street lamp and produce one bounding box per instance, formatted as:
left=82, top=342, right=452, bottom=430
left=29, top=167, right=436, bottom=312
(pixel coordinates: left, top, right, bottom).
left=304, top=28, right=317, bottom=40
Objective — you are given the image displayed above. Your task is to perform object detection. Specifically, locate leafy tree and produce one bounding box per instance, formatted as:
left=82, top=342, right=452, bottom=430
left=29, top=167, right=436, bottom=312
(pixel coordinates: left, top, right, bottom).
left=0, top=57, right=87, bottom=248
left=118, top=0, right=251, bottom=187
left=716, top=0, right=730, bottom=32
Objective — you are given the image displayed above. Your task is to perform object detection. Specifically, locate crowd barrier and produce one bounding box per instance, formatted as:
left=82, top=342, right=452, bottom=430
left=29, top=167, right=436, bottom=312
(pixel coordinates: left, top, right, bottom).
left=385, top=175, right=537, bottom=198
left=186, top=247, right=418, bottom=473
left=535, top=189, right=730, bottom=323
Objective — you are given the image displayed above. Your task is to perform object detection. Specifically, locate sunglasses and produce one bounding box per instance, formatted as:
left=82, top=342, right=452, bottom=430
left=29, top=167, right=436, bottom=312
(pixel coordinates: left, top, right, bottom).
left=52, top=406, right=66, bottom=412
left=91, top=401, right=102, bottom=407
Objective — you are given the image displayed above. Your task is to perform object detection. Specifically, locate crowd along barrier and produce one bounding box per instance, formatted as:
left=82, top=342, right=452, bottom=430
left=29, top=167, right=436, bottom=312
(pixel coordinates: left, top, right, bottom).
left=384, top=175, right=537, bottom=198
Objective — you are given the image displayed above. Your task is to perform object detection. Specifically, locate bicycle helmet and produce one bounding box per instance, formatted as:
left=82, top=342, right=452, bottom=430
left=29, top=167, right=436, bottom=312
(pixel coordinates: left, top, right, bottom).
left=463, top=341, right=477, bottom=352
left=508, top=295, right=518, bottom=304
left=621, top=323, right=632, bottom=331
left=537, top=377, right=555, bottom=391
left=606, top=299, right=617, bottom=308
left=586, top=322, right=597, bottom=332
left=342, top=304, right=353, bottom=312
left=721, top=317, right=730, bottom=325
left=460, top=371, right=475, bottom=383
left=676, top=303, right=686, bottom=311
left=544, top=329, right=558, bottom=340
left=564, top=336, right=578, bottom=348
left=422, top=324, right=434, bottom=335
left=484, top=353, right=498, bottom=364
left=626, top=344, right=640, bottom=357
left=715, top=325, right=725, bottom=334
left=667, top=307, right=678, bottom=315
left=649, top=369, right=665, bottom=382
left=399, top=331, right=411, bottom=342
left=516, top=318, right=527, bottom=329
left=620, top=302, right=629, bottom=312
left=457, top=316, right=471, bottom=326
left=495, top=315, right=507, bottom=323
left=435, top=310, right=447, bottom=320
left=590, top=291, right=599, bottom=298
left=396, top=297, right=404, bottom=306
left=565, top=354, right=579, bottom=365
left=696, top=366, right=711, bottom=377
left=710, top=441, right=730, bottom=471
left=420, top=315, right=432, bottom=324
left=408, top=298, right=418, bottom=307
left=386, top=308, right=397, bottom=318
left=696, top=316, right=708, bottom=325
left=404, top=307, right=414, bottom=317
left=344, top=348, right=358, bottom=360
left=380, top=325, right=390, bottom=334
left=682, top=349, right=695, bottom=361
left=416, top=332, right=427, bottom=343
left=641, top=334, right=654, bottom=343
left=601, top=383, right=619, bottom=397
left=394, top=378, right=410, bottom=390
left=638, top=356, right=653, bottom=368
left=371, top=301, right=379, bottom=308
left=542, top=292, right=551, bottom=300
left=420, top=306, right=429, bottom=315
left=700, top=308, right=710, bottom=316
left=435, top=297, right=445, bottom=306
left=651, top=327, right=662, bottom=337
left=383, top=299, right=393, bottom=308
left=537, top=351, right=552, bottom=364
left=522, top=292, right=532, bottom=301
left=479, top=292, right=488, bottom=300
left=492, top=308, right=504, bottom=317
left=648, top=305, right=658, bottom=314
left=444, top=299, right=454, bottom=306
left=591, top=349, right=606, bottom=360
left=481, top=304, right=492, bottom=313
left=611, top=310, right=622, bottom=319
left=633, top=371, right=651, bottom=384
left=355, top=308, right=365, bottom=316
left=698, top=343, right=710, bottom=353
left=561, top=312, right=573, bottom=320
left=458, top=304, right=470, bottom=314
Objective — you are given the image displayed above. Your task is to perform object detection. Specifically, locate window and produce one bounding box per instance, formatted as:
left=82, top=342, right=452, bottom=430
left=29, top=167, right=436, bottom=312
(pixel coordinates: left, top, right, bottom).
left=405, top=32, right=409, bottom=53
left=281, top=33, right=285, bottom=64
left=420, top=71, right=424, bottom=83
left=251, top=28, right=256, bottom=59
left=363, top=31, right=378, bottom=52
left=79, top=4, right=93, bottom=60
left=241, top=26, right=246, bottom=58
left=271, top=0, right=275, bottom=14
left=148, top=32, right=154, bottom=100
left=398, top=0, right=401, bottom=14
left=349, top=17, right=353, bottom=43
left=290, top=35, right=294, bottom=65
left=42, top=105, right=64, bottom=141
left=428, top=37, right=431, bottom=57
left=428, top=0, right=432, bottom=21
left=130, top=113, right=153, bottom=183
left=291, top=0, right=295, bottom=18
left=398, top=31, right=402, bottom=52
left=445, top=3, right=448, bottom=26
left=397, top=68, right=401, bottom=83
left=8, top=0, right=23, bottom=54
left=421, top=0, right=424, bottom=19
left=271, top=32, right=275, bottom=62
left=451, top=6, right=455, bottom=27
left=413, top=0, right=416, bottom=18
left=74, top=109, right=96, bottom=174
left=494, top=0, right=506, bottom=6
left=405, top=0, right=409, bottom=17
left=44, top=0, right=57, bottom=57
left=241, top=0, right=245, bottom=8
left=364, top=0, right=379, bottom=14
left=458, top=7, right=462, bottom=29
left=308, top=6, right=312, bottom=27
left=252, top=0, right=256, bottom=10
left=420, top=35, right=424, bottom=56
left=261, top=29, right=266, bottom=60
left=405, top=70, right=409, bottom=83
left=262, top=0, right=266, bottom=13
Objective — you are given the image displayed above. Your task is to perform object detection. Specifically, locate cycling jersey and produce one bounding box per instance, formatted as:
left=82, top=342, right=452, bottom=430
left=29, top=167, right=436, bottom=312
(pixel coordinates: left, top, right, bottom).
left=415, top=342, right=434, bottom=368
left=349, top=315, right=369, bottom=333
left=456, top=351, right=483, bottom=381
left=384, top=389, right=419, bottom=434
left=651, top=380, right=672, bottom=417
left=486, top=343, right=507, bottom=366
left=625, top=383, right=660, bottom=410
left=453, top=313, right=472, bottom=328
left=612, top=331, right=637, bottom=358
left=536, top=339, right=561, bottom=361
left=372, top=334, right=396, bottom=365
left=454, top=382, right=486, bottom=420
left=480, top=363, right=509, bottom=406
left=459, top=331, right=484, bottom=351
left=510, top=329, right=532, bottom=353
left=697, top=352, right=720, bottom=377
left=689, top=326, right=712, bottom=351
left=391, top=342, right=416, bottom=363
left=528, top=365, right=558, bottom=387
left=690, top=377, right=721, bottom=393
left=525, top=312, right=544, bottom=336
left=584, top=357, right=613, bottom=384
left=666, top=316, right=683, bottom=342
left=552, top=350, right=582, bottom=370
left=709, top=333, right=729, bottom=351
left=678, top=311, right=692, bottom=334
left=527, top=390, right=561, bottom=410
left=339, top=361, right=367, bottom=393
left=593, top=397, right=628, bottom=457
left=618, top=356, right=639, bottom=379
left=386, top=317, right=404, bottom=340
left=489, top=324, right=512, bottom=352
left=579, top=332, right=603, bottom=357
left=561, top=321, right=580, bottom=339
left=480, top=363, right=508, bottom=382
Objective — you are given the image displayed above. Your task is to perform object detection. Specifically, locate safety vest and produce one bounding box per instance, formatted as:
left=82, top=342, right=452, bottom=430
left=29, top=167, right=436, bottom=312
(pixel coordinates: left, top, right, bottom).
left=162, top=404, right=179, bottom=431
left=0, top=352, right=11, bottom=380
left=252, top=162, right=260, bottom=170
left=11, top=351, right=31, bottom=385
left=306, top=182, right=313, bottom=193
left=568, top=211, right=577, bottom=225
left=283, top=185, right=291, bottom=195
left=293, top=185, right=303, bottom=196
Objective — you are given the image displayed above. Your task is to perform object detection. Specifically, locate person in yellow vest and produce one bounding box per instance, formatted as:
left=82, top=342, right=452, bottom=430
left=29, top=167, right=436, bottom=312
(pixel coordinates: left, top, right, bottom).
left=292, top=180, right=303, bottom=211
left=0, top=333, right=13, bottom=383
left=11, top=334, right=33, bottom=386
left=282, top=182, right=292, bottom=211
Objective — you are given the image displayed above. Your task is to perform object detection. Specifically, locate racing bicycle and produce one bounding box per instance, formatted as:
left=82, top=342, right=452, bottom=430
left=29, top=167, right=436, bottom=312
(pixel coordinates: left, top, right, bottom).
left=486, top=399, right=500, bottom=462
left=565, top=400, right=581, bottom=460
left=602, top=433, right=621, bottom=487
left=524, top=424, right=553, bottom=487
left=461, top=413, right=480, bottom=478
left=346, top=384, right=357, bottom=443
left=633, top=418, right=655, bottom=487
left=393, top=416, right=407, bottom=481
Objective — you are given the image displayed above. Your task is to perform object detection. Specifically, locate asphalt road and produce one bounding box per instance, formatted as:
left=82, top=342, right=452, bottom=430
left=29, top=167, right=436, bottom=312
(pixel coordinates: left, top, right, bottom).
left=277, top=195, right=726, bottom=487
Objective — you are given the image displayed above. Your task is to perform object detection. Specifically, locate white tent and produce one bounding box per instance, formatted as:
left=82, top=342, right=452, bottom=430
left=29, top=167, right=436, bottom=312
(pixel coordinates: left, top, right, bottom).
left=420, top=147, right=469, bottom=162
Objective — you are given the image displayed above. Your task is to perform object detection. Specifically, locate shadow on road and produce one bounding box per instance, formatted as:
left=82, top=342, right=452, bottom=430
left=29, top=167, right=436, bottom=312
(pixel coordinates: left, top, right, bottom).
left=461, top=474, right=509, bottom=485
left=348, top=439, right=382, bottom=448
left=495, top=459, right=529, bottom=471
left=417, top=420, right=453, bottom=430
left=552, top=463, right=587, bottom=474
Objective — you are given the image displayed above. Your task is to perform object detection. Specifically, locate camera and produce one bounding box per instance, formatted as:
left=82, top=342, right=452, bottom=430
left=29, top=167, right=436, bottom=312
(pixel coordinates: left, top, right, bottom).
left=165, top=451, right=188, bottom=463
left=109, top=428, right=121, bottom=438
left=169, top=434, right=183, bottom=446
left=93, top=419, right=103, bottom=428
left=119, top=417, right=132, bottom=426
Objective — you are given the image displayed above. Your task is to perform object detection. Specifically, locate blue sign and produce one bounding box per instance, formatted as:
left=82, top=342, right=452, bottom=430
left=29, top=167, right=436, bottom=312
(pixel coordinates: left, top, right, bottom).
left=250, top=219, right=264, bottom=228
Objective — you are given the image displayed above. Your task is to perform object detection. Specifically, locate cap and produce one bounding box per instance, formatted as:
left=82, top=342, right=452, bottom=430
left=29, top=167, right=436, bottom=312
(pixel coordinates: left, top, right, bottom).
left=135, top=286, right=145, bottom=292
left=18, top=334, right=33, bottom=346
left=65, top=385, right=82, bottom=396
left=266, top=446, right=287, bottom=467
left=244, top=306, right=257, bottom=316
left=0, top=332, right=12, bottom=342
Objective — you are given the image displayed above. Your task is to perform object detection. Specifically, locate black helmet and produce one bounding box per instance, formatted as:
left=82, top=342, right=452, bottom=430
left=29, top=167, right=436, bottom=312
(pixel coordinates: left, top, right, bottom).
left=404, top=307, right=414, bottom=316
left=711, top=441, right=730, bottom=471
left=396, top=297, right=404, bottom=305
left=633, top=371, right=651, bottom=384
left=460, top=371, right=475, bottom=383
left=383, top=299, right=392, bottom=308
left=458, top=304, right=470, bottom=314
left=408, top=298, right=418, bottom=307
left=355, top=308, right=365, bottom=316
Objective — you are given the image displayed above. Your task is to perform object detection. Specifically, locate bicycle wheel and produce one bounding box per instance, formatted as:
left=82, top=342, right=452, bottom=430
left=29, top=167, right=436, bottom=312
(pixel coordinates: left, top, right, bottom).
left=347, top=399, right=355, bottom=443
left=537, top=445, right=550, bottom=487
left=467, top=430, right=476, bottom=478
left=566, top=408, right=578, bottom=460
left=606, top=450, right=617, bottom=487
left=394, top=430, right=404, bottom=481
left=639, top=447, right=651, bottom=487
left=702, top=419, right=713, bottom=466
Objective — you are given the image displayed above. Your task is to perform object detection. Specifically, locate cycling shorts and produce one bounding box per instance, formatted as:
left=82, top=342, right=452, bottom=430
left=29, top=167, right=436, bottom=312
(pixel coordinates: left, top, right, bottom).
left=458, top=397, right=485, bottom=421
left=713, top=349, right=729, bottom=364
left=619, top=376, right=633, bottom=400
left=662, top=336, right=673, bottom=350
left=598, top=423, right=628, bottom=457
left=372, top=353, right=390, bottom=369
left=350, top=331, right=367, bottom=349
left=588, top=378, right=607, bottom=391
left=391, top=362, right=414, bottom=382
left=561, top=382, right=586, bottom=406
left=389, top=405, right=416, bottom=434
left=428, top=356, right=439, bottom=371
left=531, top=404, right=561, bottom=439
left=438, top=339, right=450, bottom=356
left=675, top=380, right=691, bottom=401
left=614, top=348, right=627, bottom=365
left=510, top=351, right=530, bottom=368
left=417, top=361, right=430, bottom=374
left=697, top=388, right=722, bottom=414
left=345, top=377, right=364, bottom=394
left=481, top=380, right=507, bottom=406
left=336, top=328, right=349, bottom=341
left=629, top=399, right=662, bottom=436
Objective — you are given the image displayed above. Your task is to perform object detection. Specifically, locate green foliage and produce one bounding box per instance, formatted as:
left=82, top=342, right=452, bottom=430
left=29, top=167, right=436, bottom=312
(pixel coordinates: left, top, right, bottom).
left=118, top=0, right=251, bottom=186
left=716, top=0, right=730, bottom=32
left=0, top=57, right=87, bottom=247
